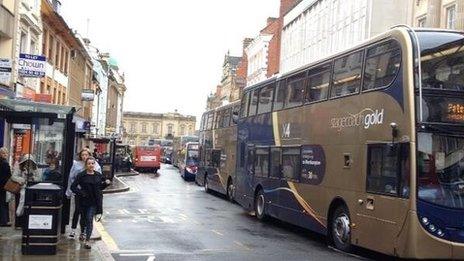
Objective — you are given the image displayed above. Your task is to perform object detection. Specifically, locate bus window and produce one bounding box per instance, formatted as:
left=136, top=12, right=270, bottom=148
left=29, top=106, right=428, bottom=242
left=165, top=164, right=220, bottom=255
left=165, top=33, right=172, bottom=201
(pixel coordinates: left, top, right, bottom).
left=273, top=80, right=286, bottom=111
left=257, top=84, right=274, bottom=114
left=366, top=143, right=409, bottom=197
left=215, top=110, right=222, bottom=129
left=306, top=63, right=331, bottom=103
left=249, top=89, right=259, bottom=117
left=231, top=105, right=240, bottom=126
left=206, top=112, right=214, bottom=130
left=331, top=50, right=364, bottom=98
left=200, top=114, right=205, bottom=131
left=211, top=149, right=221, bottom=167
left=285, top=73, right=306, bottom=109
left=222, top=108, right=231, bottom=127
left=270, top=147, right=281, bottom=178
left=255, top=148, right=269, bottom=177
left=363, top=40, right=401, bottom=91
left=246, top=146, right=255, bottom=175
left=240, top=92, right=250, bottom=118
left=282, top=147, right=301, bottom=181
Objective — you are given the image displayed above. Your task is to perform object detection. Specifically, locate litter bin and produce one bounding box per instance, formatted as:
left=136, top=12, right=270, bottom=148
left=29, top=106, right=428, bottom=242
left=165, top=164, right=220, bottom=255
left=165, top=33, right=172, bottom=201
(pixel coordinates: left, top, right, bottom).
left=22, top=183, right=63, bottom=255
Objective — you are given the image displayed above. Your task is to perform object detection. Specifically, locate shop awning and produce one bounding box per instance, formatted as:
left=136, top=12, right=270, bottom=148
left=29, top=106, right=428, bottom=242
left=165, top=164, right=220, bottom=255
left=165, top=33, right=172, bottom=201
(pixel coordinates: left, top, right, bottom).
left=0, top=98, right=75, bottom=123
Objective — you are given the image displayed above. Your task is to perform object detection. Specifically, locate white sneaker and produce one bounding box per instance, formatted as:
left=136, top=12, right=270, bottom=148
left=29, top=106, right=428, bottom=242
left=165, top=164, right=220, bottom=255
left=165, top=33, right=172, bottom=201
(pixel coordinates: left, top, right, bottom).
left=68, top=230, right=75, bottom=239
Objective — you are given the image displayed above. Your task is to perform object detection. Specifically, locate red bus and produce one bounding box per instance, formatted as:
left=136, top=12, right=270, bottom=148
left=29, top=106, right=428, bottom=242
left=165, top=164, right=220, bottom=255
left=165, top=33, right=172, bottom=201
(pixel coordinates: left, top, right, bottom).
left=133, top=145, right=161, bottom=173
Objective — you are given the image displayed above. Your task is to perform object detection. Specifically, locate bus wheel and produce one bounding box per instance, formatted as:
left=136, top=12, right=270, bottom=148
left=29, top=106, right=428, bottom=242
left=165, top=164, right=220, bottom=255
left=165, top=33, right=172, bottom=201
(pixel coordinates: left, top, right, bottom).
left=254, top=189, right=267, bottom=221
left=226, top=180, right=234, bottom=203
left=204, top=176, right=210, bottom=193
left=331, top=205, right=352, bottom=252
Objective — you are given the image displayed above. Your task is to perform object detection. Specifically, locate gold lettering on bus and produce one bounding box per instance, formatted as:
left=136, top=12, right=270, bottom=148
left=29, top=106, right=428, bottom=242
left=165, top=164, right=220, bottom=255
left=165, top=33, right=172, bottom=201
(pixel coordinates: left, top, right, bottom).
left=330, top=108, right=384, bottom=131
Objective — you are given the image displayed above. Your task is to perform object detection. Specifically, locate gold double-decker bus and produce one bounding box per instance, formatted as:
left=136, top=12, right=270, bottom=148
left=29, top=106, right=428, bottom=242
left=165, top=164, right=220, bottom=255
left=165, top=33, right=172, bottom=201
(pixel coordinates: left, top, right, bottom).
left=197, top=101, right=240, bottom=201
left=232, top=27, right=464, bottom=258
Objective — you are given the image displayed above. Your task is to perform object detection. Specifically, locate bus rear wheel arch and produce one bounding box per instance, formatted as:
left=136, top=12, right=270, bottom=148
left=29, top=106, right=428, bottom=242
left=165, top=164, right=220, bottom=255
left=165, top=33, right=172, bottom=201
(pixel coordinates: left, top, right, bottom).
left=254, top=187, right=268, bottom=221
left=226, top=177, right=234, bottom=203
left=328, top=199, right=352, bottom=253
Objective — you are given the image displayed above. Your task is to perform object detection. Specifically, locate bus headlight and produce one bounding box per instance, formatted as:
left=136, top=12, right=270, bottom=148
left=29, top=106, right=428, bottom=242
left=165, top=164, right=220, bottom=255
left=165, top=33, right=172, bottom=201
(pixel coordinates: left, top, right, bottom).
left=428, top=224, right=437, bottom=232
left=421, top=217, right=430, bottom=225
left=437, top=229, right=445, bottom=237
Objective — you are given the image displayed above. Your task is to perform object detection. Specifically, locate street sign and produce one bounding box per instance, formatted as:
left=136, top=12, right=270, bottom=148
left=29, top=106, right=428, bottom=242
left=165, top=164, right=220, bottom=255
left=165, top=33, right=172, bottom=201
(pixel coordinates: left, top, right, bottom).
left=81, top=89, right=95, bottom=101
left=0, top=59, right=12, bottom=85
left=18, top=54, right=46, bottom=78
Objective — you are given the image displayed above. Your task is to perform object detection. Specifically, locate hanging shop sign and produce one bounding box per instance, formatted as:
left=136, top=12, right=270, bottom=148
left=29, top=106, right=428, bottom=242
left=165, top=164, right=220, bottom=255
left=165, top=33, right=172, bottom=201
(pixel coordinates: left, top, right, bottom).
left=18, top=54, right=46, bottom=78
left=0, top=59, right=12, bottom=85
left=81, top=89, right=95, bottom=101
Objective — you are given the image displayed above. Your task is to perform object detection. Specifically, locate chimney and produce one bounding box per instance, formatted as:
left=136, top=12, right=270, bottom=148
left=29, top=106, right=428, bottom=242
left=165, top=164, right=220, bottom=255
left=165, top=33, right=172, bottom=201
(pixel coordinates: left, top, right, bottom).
left=242, top=38, right=253, bottom=51
left=280, top=0, right=298, bottom=17
left=267, top=17, right=278, bottom=26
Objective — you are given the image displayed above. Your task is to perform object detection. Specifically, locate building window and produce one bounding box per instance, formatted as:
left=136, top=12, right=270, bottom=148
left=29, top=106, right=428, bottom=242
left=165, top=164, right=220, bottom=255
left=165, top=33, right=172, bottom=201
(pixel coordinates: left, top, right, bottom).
left=167, top=124, right=174, bottom=135
left=180, top=125, right=186, bottom=136
left=42, top=30, right=48, bottom=55
left=48, top=35, right=54, bottom=63
left=55, top=41, right=60, bottom=69
left=130, top=123, right=136, bottom=133
left=141, top=123, right=147, bottom=133
left=30, top=39, right=37, bottom=54
left=417, top=16, right=427, bottom=27
left=20, top=32, right=27, bottom=53
left=446, top=5, right=457, bottom=29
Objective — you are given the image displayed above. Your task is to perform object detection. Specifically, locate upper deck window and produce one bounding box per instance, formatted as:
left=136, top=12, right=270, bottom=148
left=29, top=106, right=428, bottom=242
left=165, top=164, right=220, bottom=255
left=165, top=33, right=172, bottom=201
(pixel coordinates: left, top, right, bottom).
left=363, top=40, right=401, bottom=91
left=419, top=32, right=464, bottom=92
left=257, top=84, right=274, bottom=114
left=285, top=73, right=306, bottom=109
left=331, top=50, right=363, bottom=98
left=273, top=80, right=286, bottom=111
left=248, top=89, right=259, bottom=117
left=240, top=92, right=250, bottom=118
left=305, top=63, right=331, bottom=103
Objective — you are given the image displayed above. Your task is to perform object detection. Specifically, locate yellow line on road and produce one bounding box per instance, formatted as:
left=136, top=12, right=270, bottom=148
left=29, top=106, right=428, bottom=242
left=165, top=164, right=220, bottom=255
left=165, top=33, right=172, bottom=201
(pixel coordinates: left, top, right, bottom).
left=95, top=221, right=119, bottom=252
left=234, top=240, right=251, bottom=251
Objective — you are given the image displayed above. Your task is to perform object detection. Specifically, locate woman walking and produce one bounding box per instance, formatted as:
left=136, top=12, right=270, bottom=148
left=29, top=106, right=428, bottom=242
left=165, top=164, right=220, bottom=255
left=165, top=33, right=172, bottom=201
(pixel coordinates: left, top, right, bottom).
left=66, top=149, right=101, bottom=239
left=71, top=157, right=110, bottom=249
left=0, top=147, right=12, bottom=227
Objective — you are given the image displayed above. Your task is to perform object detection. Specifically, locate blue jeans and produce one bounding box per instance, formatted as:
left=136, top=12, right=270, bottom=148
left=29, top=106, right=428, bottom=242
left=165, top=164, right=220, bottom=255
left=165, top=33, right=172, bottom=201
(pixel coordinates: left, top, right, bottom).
left=80, top=205, right=96, bottom=240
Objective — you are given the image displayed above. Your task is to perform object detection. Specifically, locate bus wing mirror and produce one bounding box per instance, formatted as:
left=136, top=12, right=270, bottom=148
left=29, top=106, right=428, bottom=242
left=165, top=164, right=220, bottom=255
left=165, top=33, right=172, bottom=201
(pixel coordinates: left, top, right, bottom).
left=232, top=114, right=239, bottom=124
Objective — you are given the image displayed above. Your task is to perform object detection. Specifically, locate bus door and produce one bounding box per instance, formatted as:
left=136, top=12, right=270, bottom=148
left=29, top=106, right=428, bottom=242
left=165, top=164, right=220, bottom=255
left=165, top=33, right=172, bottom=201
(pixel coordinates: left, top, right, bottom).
left=240, top=145, right=255, bottom=210
left=355, top=142, right=410, bottom=254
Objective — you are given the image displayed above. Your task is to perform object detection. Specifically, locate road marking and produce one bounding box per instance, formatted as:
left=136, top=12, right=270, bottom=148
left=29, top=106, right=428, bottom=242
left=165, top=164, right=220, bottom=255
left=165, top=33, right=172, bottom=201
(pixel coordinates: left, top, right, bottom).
left=122, top=209, right=131, bottom=214
left=159, top=216, right=175, bottom=223
left=211, top=230, right=223, bottom=236
left=94, top=221, right=119, bottom=251
left=138, top=208, right=148, bottom=214
left=234, top=241, right=251, bottom=251
left=179, top=213, right=188, bottom=218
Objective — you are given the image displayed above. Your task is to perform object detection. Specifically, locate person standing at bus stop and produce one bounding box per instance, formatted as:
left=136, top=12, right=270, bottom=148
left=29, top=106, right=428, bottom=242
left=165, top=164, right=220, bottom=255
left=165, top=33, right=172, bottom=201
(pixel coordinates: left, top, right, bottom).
left=71, top=157, right=110, bottom=249
left=0, top=147, right=12, bottom=227
left=66, top=149, right=101, bottom=240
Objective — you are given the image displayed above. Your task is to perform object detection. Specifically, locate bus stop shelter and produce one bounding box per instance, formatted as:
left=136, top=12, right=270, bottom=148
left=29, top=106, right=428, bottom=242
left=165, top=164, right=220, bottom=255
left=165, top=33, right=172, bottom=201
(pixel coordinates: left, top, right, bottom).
left=0, top=98, right=76, bottom=233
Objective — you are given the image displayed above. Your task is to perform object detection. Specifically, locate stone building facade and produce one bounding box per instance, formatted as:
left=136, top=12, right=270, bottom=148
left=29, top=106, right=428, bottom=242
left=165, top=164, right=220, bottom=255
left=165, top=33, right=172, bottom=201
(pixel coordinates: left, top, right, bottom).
left=413, top=0, right=462, bottom=29
left=122, top=111, right=196, bottom=146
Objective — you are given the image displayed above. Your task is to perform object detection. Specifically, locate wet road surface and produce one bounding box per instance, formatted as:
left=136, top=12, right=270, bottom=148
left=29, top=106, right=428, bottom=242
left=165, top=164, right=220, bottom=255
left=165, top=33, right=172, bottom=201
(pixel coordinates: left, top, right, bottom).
left=101, top=164, right=377, bottom=261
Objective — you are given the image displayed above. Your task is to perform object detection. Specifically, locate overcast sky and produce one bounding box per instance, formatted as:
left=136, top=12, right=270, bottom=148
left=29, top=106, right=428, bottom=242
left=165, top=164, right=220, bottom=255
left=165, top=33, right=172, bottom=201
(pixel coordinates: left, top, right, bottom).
left=61, top=0, right=280, bottom=127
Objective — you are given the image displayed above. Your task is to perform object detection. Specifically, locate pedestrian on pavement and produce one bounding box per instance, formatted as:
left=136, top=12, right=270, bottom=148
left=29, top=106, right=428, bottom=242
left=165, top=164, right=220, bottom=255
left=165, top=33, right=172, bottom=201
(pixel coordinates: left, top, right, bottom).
left=66, top=149, right=102, bottom=239
left=12, top=155, right=40, bottom=228
left=71, top=157, right=111, bottom=249
left=0, top=147, right=12, bottom=227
